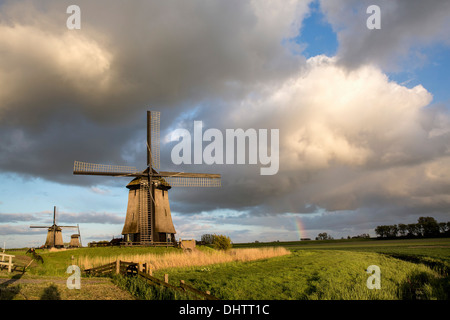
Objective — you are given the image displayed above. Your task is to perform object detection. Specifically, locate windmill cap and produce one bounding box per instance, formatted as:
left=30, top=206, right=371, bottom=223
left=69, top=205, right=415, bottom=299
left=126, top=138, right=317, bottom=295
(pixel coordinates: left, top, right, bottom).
left=126, top=176, right=171, bottom=190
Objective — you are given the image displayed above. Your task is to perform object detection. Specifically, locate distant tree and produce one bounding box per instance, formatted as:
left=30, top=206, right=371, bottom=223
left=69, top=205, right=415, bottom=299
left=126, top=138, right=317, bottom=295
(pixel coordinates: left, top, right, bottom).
left=315, top=232, right=333, bottom=240
left=201, top=234, right=214, bottom=244
left=406, top=223, right=420, bottom=237
left=398, top=224, right=408, bottom=237
left=375, top=225, right=390, bottom=238
left=375, top=225, right=398, bottom=238
left=438, top=222, right=448, bottom=234
left=375, top=217, right=450, bottom=239
left=387, top=225, right=398, bottom=238
left=418, top=217, right=440, bottom=237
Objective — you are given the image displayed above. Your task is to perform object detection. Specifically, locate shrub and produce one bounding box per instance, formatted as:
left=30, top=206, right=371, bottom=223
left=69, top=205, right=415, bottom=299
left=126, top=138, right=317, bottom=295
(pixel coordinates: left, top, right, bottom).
left=212, top=234, right=232, bottom=251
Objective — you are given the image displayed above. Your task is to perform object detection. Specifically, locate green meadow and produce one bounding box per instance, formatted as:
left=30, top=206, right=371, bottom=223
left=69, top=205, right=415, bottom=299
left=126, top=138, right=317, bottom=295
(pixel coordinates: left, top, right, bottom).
left=152, top=238, right=450, bottom=300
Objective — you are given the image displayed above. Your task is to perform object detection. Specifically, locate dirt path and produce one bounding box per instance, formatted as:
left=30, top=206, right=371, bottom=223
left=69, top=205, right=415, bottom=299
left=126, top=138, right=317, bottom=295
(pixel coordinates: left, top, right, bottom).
left=0, top=276, right=136, bottom=300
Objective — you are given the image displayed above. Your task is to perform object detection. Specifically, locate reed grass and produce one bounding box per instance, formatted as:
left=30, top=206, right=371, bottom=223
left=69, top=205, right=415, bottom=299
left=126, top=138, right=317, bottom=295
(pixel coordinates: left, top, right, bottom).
left=77, top=247, right=290, bottom=271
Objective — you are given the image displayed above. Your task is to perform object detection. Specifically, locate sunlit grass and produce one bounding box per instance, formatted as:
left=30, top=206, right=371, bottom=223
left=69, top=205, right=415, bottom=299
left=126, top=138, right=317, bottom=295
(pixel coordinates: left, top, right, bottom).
left=152, top=249, right=448, bottom=300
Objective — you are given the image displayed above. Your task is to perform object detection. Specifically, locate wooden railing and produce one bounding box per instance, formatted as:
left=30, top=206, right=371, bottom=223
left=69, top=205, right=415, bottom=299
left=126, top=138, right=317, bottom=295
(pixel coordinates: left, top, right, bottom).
left=0, top=253, right=15, bottom=273
left=120, top=241, right=175, bottom=247
left=84, top=260, right=219, bottom=300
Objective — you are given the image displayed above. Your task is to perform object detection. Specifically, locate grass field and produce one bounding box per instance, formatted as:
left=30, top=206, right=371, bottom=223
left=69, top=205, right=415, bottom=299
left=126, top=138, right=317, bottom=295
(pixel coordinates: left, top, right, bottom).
left=152, top=237, right=450, bottom=300
left=235, top=237, right=450, bottom=273
left=152, top=248, right=449, bottom=300
left=1, top=237, right=449, bottom=300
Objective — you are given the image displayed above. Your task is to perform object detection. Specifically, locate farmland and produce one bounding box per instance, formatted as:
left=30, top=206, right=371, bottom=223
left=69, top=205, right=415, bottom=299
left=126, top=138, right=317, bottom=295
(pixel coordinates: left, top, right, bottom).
left=0, top=237, right=449, bottom=300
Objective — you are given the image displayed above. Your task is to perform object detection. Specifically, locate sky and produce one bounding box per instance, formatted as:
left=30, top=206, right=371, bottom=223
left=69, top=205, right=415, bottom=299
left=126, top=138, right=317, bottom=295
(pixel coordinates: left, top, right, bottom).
left=1, top=0, right=450, bottom=248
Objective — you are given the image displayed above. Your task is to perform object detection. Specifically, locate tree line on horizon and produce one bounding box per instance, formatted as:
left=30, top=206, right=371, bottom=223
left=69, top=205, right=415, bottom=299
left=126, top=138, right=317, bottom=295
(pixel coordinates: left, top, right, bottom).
left=374, top=216, right=450, bottom=239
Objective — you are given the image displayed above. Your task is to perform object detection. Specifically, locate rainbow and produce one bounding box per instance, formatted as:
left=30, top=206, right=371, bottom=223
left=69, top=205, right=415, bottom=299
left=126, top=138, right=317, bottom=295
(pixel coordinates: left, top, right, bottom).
left=295, top=216, right=308, bottom=240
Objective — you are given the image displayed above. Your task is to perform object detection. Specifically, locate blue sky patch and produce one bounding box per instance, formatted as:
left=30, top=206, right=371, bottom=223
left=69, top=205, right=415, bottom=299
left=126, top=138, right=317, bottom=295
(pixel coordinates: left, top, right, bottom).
left=293, top=0, right=338, bottom=58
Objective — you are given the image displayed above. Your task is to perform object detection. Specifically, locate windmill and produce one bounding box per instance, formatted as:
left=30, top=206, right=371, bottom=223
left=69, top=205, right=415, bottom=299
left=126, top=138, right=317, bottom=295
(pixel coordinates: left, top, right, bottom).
left=73, top=111, right=221, bottom=246
left=30, top=206, right=79, bottom=249
left=69, top=225, right=82, bottom=248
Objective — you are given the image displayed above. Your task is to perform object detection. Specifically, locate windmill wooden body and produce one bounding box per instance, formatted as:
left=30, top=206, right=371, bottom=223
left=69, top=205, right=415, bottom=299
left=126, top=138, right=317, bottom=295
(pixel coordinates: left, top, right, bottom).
left=69, top=234, right=81, bottom=248
left=73, top=111, right=221, bottom=246
left=69, top=225, right=82, bottom=248
left=30, top=206, right=78, bottom=249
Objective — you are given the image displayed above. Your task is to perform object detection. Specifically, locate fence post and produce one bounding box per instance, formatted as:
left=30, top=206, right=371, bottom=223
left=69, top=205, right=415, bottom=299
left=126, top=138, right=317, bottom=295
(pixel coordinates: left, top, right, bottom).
left=8, top=256, right=12, bottom=273
left=164, top=274, right=169, bottom=283
left=115, top=260, right=120, bottom=274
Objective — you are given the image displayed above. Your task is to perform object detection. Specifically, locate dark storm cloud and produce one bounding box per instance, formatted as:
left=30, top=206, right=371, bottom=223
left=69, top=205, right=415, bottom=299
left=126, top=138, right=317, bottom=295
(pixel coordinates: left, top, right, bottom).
left=0, top=0, right=307, bottom=186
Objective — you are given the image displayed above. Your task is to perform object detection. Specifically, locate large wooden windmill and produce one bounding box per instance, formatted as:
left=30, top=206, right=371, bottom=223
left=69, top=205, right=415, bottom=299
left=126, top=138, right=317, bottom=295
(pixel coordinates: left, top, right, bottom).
left=73, top=111, right=221, bottom=246
left=30, top=206, right=79, bottom=249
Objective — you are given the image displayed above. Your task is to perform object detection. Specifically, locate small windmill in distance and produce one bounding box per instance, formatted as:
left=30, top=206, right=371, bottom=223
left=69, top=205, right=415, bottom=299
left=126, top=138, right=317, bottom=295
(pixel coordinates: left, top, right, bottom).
left=69, top=225, right=82, bottom=248
left=30, top=206, right=79, bottom=249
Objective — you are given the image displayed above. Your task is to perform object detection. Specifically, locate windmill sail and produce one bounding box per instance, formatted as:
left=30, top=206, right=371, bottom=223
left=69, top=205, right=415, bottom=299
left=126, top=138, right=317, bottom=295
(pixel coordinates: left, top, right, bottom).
left=148, top=111, right=161, bottom=170
left=156, top=172, right=221, bottom=187
left=162, top=177, right=221, bottom=187
left=73, top=161, right=139, bottom=176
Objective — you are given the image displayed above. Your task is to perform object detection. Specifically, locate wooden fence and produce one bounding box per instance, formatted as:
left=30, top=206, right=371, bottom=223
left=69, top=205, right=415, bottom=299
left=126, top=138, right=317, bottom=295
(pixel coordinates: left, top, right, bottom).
left=0, top=253, right=15, bottom=273
left=120, top=242, right=175, bottom=247
left=84, top=260, right=219, bottom=300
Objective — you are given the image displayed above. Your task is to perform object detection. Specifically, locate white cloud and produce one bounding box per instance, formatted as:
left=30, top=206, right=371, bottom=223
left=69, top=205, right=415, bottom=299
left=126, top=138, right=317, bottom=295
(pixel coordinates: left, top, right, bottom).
left=90, top=186, right=110, bottom=195
left=178, top=55, right=450, bottom=218
left=0, top=0, right=311, bottom=184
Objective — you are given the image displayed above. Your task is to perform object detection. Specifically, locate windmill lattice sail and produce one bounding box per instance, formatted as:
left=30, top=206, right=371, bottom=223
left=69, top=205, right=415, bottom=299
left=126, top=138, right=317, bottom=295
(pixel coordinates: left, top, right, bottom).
left=150, top=111, right=160, bottom=170
left=161, top=176, right=221, bottom=187
left=74, top=161, right=138, bottom=176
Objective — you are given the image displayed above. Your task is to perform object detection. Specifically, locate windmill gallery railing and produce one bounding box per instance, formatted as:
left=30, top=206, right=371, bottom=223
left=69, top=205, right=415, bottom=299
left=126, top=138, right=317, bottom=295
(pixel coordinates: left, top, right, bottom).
left=120, top=241, right=175, bottom=247
left=84, top=260, right=219, bottom=300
